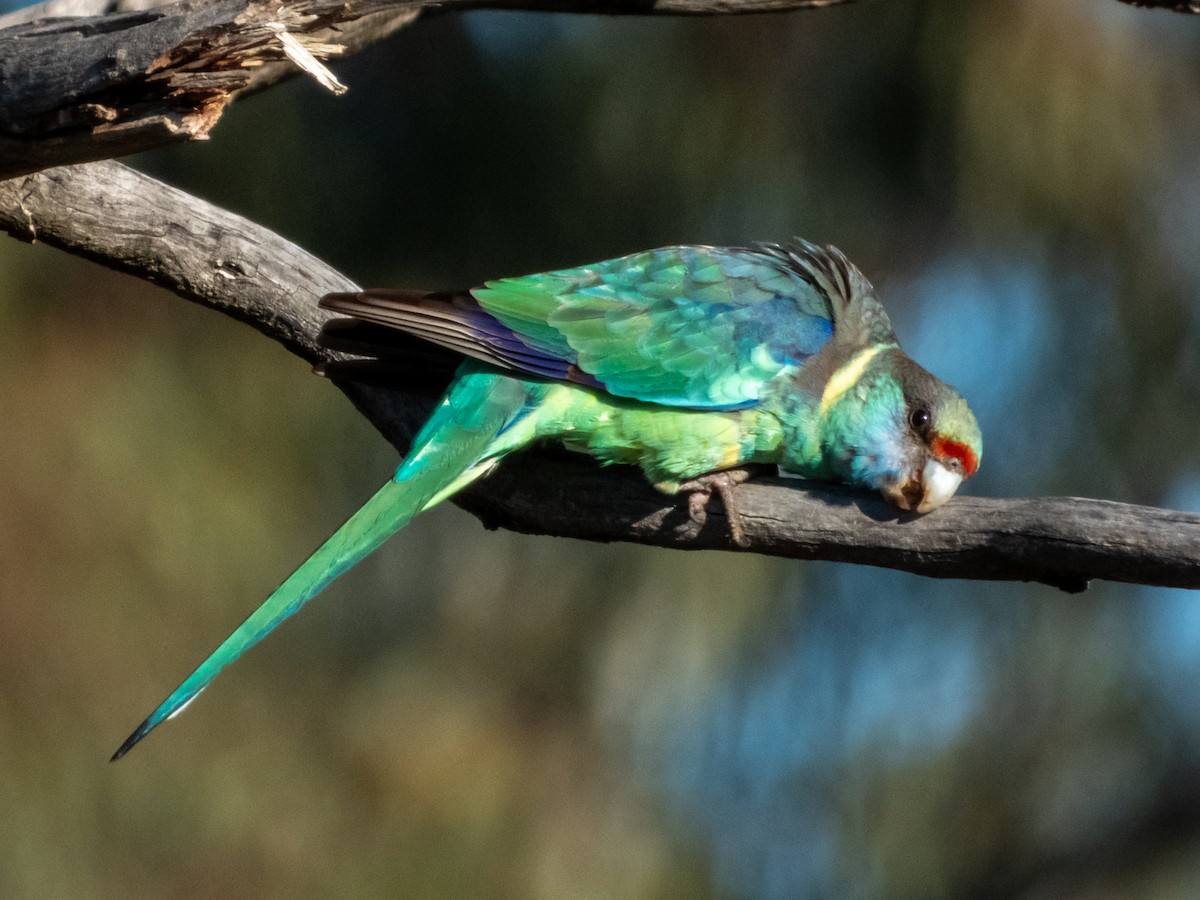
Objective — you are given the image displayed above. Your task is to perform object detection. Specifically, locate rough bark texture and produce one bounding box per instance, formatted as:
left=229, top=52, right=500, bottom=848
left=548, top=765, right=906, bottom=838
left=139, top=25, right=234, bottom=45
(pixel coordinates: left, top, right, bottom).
left=0, top=0, right=855, bottom=179
left=0, top=0, right=422, bottom=179
left=3, top=0, right=1192, bottom=181
left=2, top=161, right=1197, bottom=593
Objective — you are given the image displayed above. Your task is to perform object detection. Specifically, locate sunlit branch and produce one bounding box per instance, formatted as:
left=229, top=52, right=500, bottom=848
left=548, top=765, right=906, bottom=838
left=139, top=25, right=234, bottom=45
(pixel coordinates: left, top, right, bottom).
left=2, top=161, right=1198, bottom=593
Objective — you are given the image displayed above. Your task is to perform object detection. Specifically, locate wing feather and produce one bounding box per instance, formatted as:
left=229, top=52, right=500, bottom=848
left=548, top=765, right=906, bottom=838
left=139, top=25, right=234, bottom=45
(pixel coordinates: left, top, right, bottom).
left=321, top=240, right=892, bottom=410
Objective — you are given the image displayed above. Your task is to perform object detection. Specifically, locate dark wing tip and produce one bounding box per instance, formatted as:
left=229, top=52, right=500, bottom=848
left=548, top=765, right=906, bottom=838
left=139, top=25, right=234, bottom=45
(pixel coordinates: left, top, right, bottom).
left=319, top=292, right=360, bottom=313
left=783, top=238, right=854, bottom=285
left=749, top=238, right=874, bottom=314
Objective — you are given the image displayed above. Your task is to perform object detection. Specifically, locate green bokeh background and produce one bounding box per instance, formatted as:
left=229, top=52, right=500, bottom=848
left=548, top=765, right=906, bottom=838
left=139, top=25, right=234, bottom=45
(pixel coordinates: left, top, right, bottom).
left=2, top=3, right=1200, bottom=898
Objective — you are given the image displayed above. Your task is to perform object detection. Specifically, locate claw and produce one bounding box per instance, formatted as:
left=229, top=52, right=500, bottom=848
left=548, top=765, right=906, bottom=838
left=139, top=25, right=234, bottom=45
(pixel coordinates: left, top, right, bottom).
left=677, top=467, right=758, bottom=548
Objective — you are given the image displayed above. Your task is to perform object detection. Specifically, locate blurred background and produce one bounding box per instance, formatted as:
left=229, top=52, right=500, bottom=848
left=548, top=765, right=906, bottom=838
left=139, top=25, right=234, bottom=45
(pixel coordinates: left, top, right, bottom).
left=2, top=1, right=1200, bottom=897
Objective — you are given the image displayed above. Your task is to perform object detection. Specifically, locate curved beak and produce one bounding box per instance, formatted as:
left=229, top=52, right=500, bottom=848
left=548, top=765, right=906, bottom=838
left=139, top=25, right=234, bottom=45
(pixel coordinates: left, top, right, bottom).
left=880, top=458, right=963, bottom=514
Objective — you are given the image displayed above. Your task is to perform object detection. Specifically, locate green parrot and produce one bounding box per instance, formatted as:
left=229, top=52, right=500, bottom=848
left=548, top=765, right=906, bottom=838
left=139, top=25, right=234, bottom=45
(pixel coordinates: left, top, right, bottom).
left=112, top=240, right=981, bottom=759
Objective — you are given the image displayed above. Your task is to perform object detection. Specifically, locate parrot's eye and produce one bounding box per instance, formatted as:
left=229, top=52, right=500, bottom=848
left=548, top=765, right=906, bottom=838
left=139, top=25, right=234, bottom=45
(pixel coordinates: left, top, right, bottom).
left=909, top=408, right=931, bottom=431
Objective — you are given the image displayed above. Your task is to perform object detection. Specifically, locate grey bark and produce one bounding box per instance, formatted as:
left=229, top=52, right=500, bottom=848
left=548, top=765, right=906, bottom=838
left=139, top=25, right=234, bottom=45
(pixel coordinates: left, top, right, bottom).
left=3, top=0, right=1193, bottom=181
left=2, top=161, right=1197, bottom=593
left=0, top=0, right=421, bottom=179
left=0, top=0, right=854, bottom=180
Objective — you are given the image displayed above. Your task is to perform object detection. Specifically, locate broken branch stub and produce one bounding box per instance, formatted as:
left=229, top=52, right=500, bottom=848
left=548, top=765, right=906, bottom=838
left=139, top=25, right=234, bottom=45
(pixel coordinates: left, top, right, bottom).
left=0, top=0, right=398, bottom=179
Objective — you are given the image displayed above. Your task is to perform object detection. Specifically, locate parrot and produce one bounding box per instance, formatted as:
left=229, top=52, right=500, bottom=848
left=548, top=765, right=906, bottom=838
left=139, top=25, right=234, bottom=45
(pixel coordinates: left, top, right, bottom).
left=112, top=239, right=981, bottom=760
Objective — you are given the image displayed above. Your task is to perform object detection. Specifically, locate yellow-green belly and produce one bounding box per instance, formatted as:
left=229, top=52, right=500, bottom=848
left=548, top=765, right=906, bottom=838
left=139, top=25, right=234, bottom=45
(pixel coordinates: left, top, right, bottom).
left=528, top=383, right=784, bottom=489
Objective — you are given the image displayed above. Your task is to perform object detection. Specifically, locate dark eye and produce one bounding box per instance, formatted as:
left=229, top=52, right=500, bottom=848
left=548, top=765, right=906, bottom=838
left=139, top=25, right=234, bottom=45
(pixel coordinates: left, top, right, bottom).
left=909, top=407, right=931, bottom=431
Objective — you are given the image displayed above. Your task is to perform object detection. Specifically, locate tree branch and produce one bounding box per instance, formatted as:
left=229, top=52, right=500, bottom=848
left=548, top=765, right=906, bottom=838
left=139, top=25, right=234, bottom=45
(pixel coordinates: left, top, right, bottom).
left=1116, top=0, right=1200, bottom=11
left=5, top=0, right=1198, bottom=182
left=4, top=0, right=1194, bottom=181
left=2, top=160, right=1197, bottom=592
left=0, top=0, right=855, bottom=181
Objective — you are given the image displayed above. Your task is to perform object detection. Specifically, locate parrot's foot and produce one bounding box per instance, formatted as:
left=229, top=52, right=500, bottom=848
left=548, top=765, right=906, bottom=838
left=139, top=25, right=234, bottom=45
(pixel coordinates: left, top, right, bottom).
left=676, top=467, right=760, bottom=548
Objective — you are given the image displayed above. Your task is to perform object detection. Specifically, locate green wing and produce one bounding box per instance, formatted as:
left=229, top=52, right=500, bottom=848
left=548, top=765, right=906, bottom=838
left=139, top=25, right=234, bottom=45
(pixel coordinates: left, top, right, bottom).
left=472, top=243, right=843, bottom=410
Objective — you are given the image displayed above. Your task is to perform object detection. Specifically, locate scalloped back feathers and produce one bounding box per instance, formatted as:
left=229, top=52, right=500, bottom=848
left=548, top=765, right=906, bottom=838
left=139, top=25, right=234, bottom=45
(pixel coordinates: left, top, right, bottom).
left=323, top=241, right=893, bottom=411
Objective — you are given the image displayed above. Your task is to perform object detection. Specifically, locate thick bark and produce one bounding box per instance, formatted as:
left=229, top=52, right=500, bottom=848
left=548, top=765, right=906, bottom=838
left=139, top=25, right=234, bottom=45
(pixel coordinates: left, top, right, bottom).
left=0, top=0, right=855, bottom=180
left=3, top=0, right=1193, bottom=181
left=0, top=0, right=420, bottom=179
left=3, top=161, right=1198, bottom=593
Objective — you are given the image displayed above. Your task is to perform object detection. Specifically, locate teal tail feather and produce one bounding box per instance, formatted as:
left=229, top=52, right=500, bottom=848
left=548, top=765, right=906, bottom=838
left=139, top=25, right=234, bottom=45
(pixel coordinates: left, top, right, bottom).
left=113, top=365, right=532, bottom=760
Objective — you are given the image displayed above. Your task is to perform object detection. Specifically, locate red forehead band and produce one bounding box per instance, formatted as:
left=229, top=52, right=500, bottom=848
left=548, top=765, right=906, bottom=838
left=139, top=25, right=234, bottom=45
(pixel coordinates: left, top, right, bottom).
left=932, top=437, right=979, bottom=478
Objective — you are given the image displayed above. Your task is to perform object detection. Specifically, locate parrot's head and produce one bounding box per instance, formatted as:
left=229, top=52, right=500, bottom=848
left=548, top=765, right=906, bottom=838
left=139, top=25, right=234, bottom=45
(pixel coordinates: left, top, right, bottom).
left=820, top=347, right=981, bottom=513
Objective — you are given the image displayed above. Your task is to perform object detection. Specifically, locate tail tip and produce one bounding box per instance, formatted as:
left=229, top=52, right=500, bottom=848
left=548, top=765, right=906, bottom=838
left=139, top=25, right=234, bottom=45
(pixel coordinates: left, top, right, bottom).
left=110, top=721, right=152, bottom=762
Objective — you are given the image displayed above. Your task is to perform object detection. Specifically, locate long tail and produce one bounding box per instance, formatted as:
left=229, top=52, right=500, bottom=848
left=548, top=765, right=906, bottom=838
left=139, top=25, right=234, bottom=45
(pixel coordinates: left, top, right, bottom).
left=113, top=366, right=533, bottom=760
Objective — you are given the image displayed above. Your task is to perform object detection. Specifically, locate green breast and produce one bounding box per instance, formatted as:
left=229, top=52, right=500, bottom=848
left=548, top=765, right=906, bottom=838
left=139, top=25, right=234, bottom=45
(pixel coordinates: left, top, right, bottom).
left=528, top=383, right=787, bottom=488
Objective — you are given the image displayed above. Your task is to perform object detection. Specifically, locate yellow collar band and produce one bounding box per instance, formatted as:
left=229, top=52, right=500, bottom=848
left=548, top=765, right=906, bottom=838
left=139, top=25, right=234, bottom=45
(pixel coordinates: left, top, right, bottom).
left=819, top=343, right=896, bottom=416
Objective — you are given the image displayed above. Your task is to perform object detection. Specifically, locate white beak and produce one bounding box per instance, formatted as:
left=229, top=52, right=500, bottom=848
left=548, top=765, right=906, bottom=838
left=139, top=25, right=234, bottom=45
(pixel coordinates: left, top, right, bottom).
left=916, top=457, right=962, bottom=513
left=879, top=457, right=964, bottom=514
